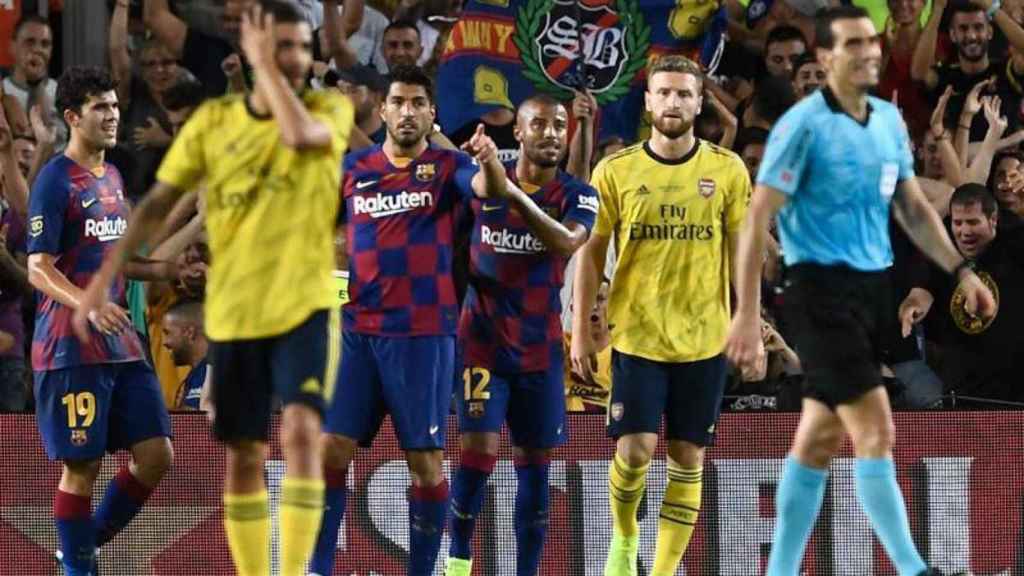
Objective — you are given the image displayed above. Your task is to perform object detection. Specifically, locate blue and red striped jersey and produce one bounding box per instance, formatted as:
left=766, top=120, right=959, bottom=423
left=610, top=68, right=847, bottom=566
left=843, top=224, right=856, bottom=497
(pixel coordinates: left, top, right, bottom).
left=341, top=144, right=479, bottom=336
left=459, top=163, right=598, bottom=373
left=27, top=156, right=145, bottom=371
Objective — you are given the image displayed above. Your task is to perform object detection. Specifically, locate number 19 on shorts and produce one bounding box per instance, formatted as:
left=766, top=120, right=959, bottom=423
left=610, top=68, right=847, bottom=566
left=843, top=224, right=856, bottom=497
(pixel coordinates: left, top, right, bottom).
left=61, top=392, right=97, bottom=428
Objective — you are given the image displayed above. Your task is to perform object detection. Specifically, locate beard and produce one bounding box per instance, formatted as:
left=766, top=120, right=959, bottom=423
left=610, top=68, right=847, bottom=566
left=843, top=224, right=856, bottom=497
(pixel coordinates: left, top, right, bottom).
left=525, top=144, right=563, bottom=168
left=387, top=123, right=429, bottom=147
left=652, top=114, right=692, bottom=139
left=958, top=40, right=989, bottom=63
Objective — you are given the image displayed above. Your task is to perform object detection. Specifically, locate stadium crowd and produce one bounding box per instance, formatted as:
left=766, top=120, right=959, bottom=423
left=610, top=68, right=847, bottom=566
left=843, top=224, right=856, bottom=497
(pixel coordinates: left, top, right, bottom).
left=0, top=0, right=1021, bottom=417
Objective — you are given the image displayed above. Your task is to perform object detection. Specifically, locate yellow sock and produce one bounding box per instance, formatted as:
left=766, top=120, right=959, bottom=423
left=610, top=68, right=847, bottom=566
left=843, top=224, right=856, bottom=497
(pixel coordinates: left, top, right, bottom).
left=224, top=490, right=270, bottom=576
left=608, top=453, right=649, bottom=537
left=279, top=476, right=326, bottom=576
left=651, top=464, right=703, bottom=576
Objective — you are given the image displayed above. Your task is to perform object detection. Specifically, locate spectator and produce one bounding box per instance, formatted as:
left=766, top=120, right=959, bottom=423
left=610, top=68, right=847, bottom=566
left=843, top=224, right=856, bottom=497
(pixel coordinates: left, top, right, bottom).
left=110, top=0, right=183, bottom=201
left=790, top=53, right=825, bottom=100
left=450, top=104, right=519, bottom=163
left=3, top=14, right=64, bottom=148
left=143, top=0, right=241, bottom=97
left=162, top=299, right=208, bottom=410
left=900, top=183, right=1024, bottom=407
left=317, top=0, right=381, bottom=71
left=730, top=24, right=808, bottom=108
left=912, top=0, right=1024, bottom=141
left=331, top=64, right=386, bottom=144
left=563, top=277, right=611, bottom=413
left=879, top=0, right=931, bottom=138
left=162, top=77, right=206, bottom=135
left=379, top=18, right=438, bottom=73
left=741, top=73, right=797, bottom=131
left=735, top=127, right=768, bottom=183
left=0, top=111, right=31, bottom=412
left=990, top=150, right=1024, bottom=227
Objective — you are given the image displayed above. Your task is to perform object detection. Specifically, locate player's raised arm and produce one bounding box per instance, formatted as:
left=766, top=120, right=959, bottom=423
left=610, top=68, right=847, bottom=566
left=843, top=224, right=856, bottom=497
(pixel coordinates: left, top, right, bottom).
left=460, top=124, right=508, bottom=199
left=73, top=181, right=184, bottom=341
left=241, top=5, right=332, bottom=150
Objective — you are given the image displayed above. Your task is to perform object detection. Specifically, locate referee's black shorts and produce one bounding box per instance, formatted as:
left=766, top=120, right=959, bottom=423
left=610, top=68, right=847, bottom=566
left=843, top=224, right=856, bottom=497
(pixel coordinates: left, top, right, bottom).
left=783, top=263, right=895, bottom=409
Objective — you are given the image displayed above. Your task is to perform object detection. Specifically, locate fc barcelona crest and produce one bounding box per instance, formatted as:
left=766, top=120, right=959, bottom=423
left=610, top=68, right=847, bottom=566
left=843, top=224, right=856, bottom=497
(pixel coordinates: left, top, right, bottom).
left=70, top=429, right=88, bottom=447
left=698, top=178, right=716, bottom=199
left=416, top=163, right=436, bottom=182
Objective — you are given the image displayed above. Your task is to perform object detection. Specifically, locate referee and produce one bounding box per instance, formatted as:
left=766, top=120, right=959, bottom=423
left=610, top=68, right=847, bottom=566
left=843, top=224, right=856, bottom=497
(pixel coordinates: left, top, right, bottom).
left=726, top=6, right=993, bottom=576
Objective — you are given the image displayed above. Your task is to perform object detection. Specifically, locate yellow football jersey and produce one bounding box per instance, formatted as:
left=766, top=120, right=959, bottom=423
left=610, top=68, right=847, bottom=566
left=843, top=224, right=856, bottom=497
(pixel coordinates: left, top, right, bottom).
left=157, top=92, right=353, bottom=340
left=592, top=140, right=751, bottom=363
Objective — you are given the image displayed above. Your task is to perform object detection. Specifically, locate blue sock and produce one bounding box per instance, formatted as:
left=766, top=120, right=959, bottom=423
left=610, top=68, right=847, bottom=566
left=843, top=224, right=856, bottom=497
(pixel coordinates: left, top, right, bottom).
left=449, top=450, right=496, bottom=561
left=767, top=456, right=828, bottom=576
left=408, top=480, right=448, bottom=576
left=55, top=490, right=96, bottom=576
left=514, top=456, right=550, bottom=576
left=310, top=466, right=348, bottom=576
left=855, top=458, right=927, bottom=576
left=94, top=467, right=153, bottom=547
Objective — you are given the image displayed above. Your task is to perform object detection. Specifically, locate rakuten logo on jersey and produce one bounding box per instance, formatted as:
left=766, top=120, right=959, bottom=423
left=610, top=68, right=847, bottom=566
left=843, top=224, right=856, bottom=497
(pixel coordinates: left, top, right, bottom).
left=353, top=190, right=433, bottom=218
left=84, top=217, right=128, bottom=242
left=481, top=225, right=546, bottom=254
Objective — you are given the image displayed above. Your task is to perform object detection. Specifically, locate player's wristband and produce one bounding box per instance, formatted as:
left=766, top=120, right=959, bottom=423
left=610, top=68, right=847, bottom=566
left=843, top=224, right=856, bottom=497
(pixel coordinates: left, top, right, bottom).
left=953, top=259, right=975, bottom=279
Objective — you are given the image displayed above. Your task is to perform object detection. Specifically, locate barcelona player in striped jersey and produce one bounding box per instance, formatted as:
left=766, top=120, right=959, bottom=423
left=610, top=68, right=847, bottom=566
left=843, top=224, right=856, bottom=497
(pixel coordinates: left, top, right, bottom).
left=310, top=65, right=508, bottom=576
left=443, top=95, right=598, bottom=576
left=27, top=67, right=173, bottom=576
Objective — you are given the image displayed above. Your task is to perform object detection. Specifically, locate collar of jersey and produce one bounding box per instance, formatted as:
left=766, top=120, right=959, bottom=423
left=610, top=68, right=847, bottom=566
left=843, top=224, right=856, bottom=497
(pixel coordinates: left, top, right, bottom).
left=821, top=86, right=873, bottom=127
left=642, top=139, right=699, bottom=166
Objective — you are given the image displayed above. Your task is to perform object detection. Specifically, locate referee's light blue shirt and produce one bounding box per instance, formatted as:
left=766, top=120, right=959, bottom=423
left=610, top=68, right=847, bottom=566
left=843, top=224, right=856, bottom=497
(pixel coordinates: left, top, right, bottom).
left=756, top=87, right=915, bottom=272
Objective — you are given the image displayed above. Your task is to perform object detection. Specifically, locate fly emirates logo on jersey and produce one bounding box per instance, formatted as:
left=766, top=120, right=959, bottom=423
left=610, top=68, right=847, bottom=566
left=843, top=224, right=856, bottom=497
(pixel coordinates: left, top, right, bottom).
left=84, top=217, right=128, bottom=242
left=353, top=189, right=434, bottom=218
left=481, top=225, right=546, bottom=255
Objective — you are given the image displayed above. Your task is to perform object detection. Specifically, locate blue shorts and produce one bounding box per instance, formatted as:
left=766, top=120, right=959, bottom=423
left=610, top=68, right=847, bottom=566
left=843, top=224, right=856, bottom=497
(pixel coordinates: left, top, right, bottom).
left=456, top=359, right=567, bottom=449
left=327, top=332, right=454, bottom=450
left=34, top=361, right=171, bottom=461
left=607, top=351, right=726, bottom=446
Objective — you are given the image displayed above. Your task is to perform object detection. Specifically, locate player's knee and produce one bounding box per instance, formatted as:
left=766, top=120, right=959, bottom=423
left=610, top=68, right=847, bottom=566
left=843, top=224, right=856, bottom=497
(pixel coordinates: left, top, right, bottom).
left=793, top=424, right=844, bottom=467
left=462, top=433, right=500, bottom=456
left=407, top=450, right=445, bottom=487
left=667, top=442, right=704, bottom=470
left=280, top=404, right=321, bottom=453
left=63, top=458, right=102, bottom=484
left=616, top=435, right=656, bottom=468
left=321, top=433, right=357, bottom=469
left=226, top=441, right=268, bottom=476
left=851, top=420, right=896, bottom=457
left=135, top=439, right=174, bottom=480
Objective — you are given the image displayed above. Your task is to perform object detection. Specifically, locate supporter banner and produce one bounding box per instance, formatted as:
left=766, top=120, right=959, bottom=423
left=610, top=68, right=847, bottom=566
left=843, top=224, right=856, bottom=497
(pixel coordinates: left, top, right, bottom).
left=0, top=412, right=1021, bottom=575
left=434, top=0, right=727, bottom=142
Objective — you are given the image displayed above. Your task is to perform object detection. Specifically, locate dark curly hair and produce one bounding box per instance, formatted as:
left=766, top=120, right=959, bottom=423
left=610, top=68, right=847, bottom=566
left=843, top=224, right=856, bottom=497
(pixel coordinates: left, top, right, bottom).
left=386, top=65, right=435, bottom=103
left=162, top=79, right=206, bottom=113
left=55, top=66, right=117, bottom=118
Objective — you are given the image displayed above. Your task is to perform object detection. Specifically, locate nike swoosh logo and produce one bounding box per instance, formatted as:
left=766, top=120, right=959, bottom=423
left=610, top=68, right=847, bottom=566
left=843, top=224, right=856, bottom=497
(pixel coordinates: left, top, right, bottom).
left=429, top=425, right=439, bottom=435
left=356, top=180, right=378, bottom=190
left=82, top=198, right=97, bottom=209
left=481, top=204, right=502, bottom=212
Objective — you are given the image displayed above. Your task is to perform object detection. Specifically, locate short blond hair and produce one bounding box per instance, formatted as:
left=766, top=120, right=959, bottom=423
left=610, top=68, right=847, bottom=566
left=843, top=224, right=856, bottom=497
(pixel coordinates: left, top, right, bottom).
left=646, top=55, right=703, bottom=88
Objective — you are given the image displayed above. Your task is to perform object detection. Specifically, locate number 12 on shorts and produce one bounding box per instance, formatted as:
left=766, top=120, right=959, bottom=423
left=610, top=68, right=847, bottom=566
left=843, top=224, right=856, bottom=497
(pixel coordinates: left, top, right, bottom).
left=61, top=392, right=97, bottom=428
left=463, top=367, right=491, bottom=400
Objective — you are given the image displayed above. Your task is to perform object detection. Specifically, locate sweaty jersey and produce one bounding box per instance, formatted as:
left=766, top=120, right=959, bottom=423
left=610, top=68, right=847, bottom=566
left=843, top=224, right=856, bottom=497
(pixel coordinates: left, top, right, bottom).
left=157, top=91, right=353, bottom=340
left=757, top=87, right=915, bottom=271
left=341, top=144, right=479, bottom=336
left=592, top=140, right=750, bottom=363
left=27, top=157, right=145, bottom=371
left=459, top=164, right=598, bottom=373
